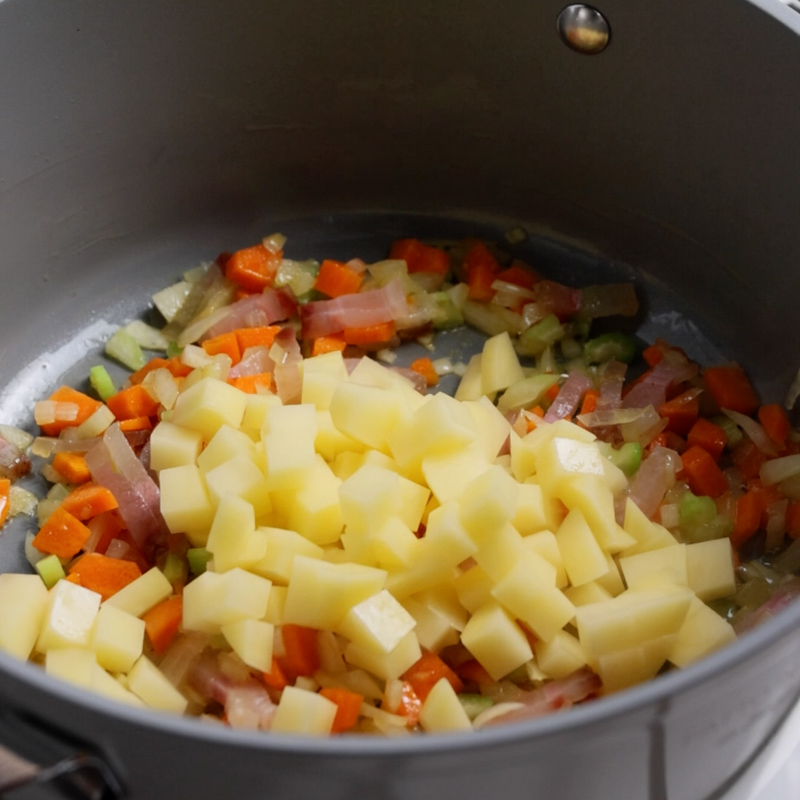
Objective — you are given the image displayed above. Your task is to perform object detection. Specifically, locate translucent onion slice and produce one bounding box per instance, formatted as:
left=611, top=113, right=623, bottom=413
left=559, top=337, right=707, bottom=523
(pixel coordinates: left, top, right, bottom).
left=722, top=408, right=779, bottom=457
left=760, top=453, right=800, bottom=487
left=577, top=407, right=646, bottom=428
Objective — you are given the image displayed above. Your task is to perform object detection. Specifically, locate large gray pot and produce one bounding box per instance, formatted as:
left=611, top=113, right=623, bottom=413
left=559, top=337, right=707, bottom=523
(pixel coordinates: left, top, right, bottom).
left=1, top=1, right=800, bottom=798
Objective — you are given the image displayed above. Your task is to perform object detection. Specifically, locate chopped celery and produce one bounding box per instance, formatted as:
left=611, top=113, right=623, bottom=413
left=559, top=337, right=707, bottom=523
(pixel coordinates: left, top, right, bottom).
left=89, top=365, right=115, bottom=401
left=607, top=442, right=643, bottom=476
left=430, top=291, right=465, bottom=330
left=35, top=553, right=66, bottom=589
left=560, top=337, right=583, bottom=360
left=497, top=373, right=559, bottom=414
left=162, top=552, right=188, bottom=586
left=582, top=332, right=637, bottom=365
left=679, top=491, right=733, bottom=542
left=187, top=548, right=212, bottom=576
left=516, top=314, right=564, bottom=357
left=105, top=328, right=146, bottom=371
left=458, top=693, right=494, bottom=721
left=294, top=289, right=326, bottom=305
left=707, top=597, right=739, bottom=621
left=710, top=414, right=744, bottom=449
left=166, top=341, right=183, bottom=358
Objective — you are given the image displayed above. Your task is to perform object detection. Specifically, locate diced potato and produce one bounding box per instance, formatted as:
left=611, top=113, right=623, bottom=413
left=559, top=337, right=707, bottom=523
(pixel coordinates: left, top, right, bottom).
left=416, top=583, right=469, bottom=632
left=249, top=527, right=324, bottom=585
left=460, top=600, right=533, bottom=681
left=369, top=518, right=422, bottom=571
left=401, top=596, right=460, bottom=652
left=685, top=539, right=736, bottom=602
left=348, top=356, right=427, bottom=411
left=36, top=580, right=101, bottom=653
left=556, top=508, right=610, bottom=587
left=419, top=677, right=474, bottom=733
left=534, top=629, right=588, bottom=679
left=159, top=464, right=215, bottom=543
left=338, top=590, right=417, bottom=654
left=0, top=574, right=49, bottom=660
left=462, top=396, right=513, bottom=462
left=595, top=553, right=626, bottom=597
left=264, top=585, right=288, bottom=625
left=481, top=331, right=525, bottom=395
left=512, top=482, right=551, bottom=536
left=271, top=685, right=337, bottom=735
left=564, top=581, right=614, bottom=608
left=182, top=568, right=272, bottom=634
left=283, top=556, right=386, bottom=630
left=222, top=618, right=275, bottom=672
left=315, top=409, right=364, bottom=462
left=104, top=567, right=172, bottom=618
left=204, top=455, right=272, bottom=519
left=286, top=455, right=343, bottom=545
left=169, top=376, right=248, bottom=440
left=262, top=404, right=318, bottom=491
left=384, top=534, right=462, bottom=599
left=329, top=382, right=410, bottom=454
left=424, top=502, right=478, bottom=567
left=206, top=496, right=266, bottom=573
left=240, top=392, right=283, bottom=434
left=127, top=655, right=188, bottom=714
left=536, top=436, right=627, bottom=498
left=149, top=421, right=203, bottom=471
left=453, top=564, right=495, bottom=614
left=669, top=596, right=737, bottom=668
left=523, top=530, right=568, bottom=589
left=422, top=444, right=491, bottom=505
left=619, top=545, right=688, bottom=590
left=45, top=649, right=142, bottom=707
left=458, top=466, right=520, bottom=546
left=343, top=629, right=422, bottom=681
left=596, top=634, right=677, bottom=694
left=197, top=424, right=257, bottom=474
left=301, top=350, right=349, bottom=409
left=90, top=603, right=145, bottom=673
left=621, top=498, right=679, bottom=555
left=473, top=523, right=529, bottom=583
left=454, top=354, right=485, bottom=402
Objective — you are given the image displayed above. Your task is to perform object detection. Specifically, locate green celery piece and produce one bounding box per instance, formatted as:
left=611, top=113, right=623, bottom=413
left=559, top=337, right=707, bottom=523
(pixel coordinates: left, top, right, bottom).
left=294, top=289, right=326, bottom=305
left=582, top=332, right=637, bottom=365
left=89, top=365, right=116, bottom=402
left=166, top=340, right=183, bottom=359
left=517, top=314, right=564, bottom=357
left=709, top=414, right=744, bottom=450
left=679, top=491, right=717, bottom=527
left=458, top=693, right=494, bottom=721
left=607, top=442, right=643, bottom=476
left=187, top=548, right=212, bottom=576
left=35, top=554, right=66, bottom=589
left=105, top=328, right=146, bottom=371
left=430, top=291, right=465, bottom=330
left=162, top=552, right=188, bottom=586
left=681, top=515, right=733, bottom=543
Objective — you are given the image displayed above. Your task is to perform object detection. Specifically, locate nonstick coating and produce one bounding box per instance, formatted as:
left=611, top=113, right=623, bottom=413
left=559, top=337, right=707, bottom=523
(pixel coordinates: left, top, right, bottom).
left=2, top=1, right=800, bottom=799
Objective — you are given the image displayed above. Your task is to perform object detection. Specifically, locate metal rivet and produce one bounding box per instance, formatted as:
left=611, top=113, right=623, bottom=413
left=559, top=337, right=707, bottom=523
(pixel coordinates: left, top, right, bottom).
left=557, top=4, right=610, bottom=54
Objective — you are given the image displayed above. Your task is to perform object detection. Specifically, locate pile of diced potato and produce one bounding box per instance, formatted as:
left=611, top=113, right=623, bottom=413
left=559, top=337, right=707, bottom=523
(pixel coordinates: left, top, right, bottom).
left=0, top=332, right=736, bottom=733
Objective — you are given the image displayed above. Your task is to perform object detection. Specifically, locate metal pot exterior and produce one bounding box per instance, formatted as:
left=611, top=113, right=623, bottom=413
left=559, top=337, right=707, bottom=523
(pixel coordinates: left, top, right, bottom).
left=1, top=1, right=800, bottom=798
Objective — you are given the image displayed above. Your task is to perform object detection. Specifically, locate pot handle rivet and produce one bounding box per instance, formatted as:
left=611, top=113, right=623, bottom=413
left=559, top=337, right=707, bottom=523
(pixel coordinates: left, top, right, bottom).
left=557, top=4, right=610, bottom=54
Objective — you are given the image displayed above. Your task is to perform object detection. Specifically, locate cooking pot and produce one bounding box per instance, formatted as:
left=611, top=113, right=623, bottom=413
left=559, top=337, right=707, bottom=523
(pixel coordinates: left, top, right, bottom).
left=2, top=0, right=800, bottom=798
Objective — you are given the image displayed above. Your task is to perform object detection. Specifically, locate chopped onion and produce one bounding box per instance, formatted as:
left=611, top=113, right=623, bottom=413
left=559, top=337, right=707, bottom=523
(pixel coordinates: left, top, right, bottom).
left=620, top=405, right=667, bottom=446
left=375, top=349, right=397, bottom=364
left=544, top=373, right=593, bottom=423
left=200, top=289, right=295, bottom=344
left=759, top=453, right=800, bottom=486
left=159, top=633, right=209, bottom=688
left=432, top=357, right=455, bottom=376
left=125, top=320, right=170, bottom=351
left=0, top=432, right=32, bottom=480
left=142, top=368, right=180, bottom=410
left=9, top=485, right=37, bottom=518
left=262, top=232, right=287, bottom=254
left=472, top=702, right=525, bottom=730
left=722, top=408, right=779, bottom=457
left=577, top=407, right=646, bottom=428
left=34, top=400, right=78, bottom=426
left=629, top=447, right=680, bottom=518
left=463, top=300, right=524, bottom=337
left=177, top=305, right=235, bottom=347
left=75, top=406, right=116, bottom=440
left=271, top=327, right=302, bottom=404
left=596, top=361, right=627, bottom=412
left=0, top=425, right=33, bottom=452
left=622, top=362, right=697, bottom=410
left=659, top=502, right=680, bottom=529
left=765, top=500, right=788, bottom=552
left=228, top=346, right=274, bottom=379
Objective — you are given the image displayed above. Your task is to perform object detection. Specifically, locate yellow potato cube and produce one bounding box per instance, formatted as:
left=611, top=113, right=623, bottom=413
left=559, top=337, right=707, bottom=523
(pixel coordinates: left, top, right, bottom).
left=556, top=508, right=610, bottom=587
left=419, top=677, right=474, bottom=733
left=509, top=430, right=537, bottom=482
left=462, top=396, right=513, bottom=462
left=149, top=421, right=203, bottom=471
left=338, top=590, right=417, bottom=654
left=425, top=502, right=479, bottom=567
left=523, top=530, right=568, bottom=589
left=619, top=545, right=687, bottom=590
left=182, top=568, right=272, bottom=633
left=481, top=331, right=525, bottom=394
left=204, top=455, right=271, bottom=519
left=564, top=581, right=613, bottom=607
left=453, top=564, right=494, bottom=614
left=596, top=634, right=677, bottom=694
left=669, top=596, right=737, bottom=668
left=262, top=404, right=318, bottom=491
left=104, top=567, right=172, bottom=618
left=170, top=376, right=248, bottom=440
left=283, top=556, right=386, bottom=630
left=461, top=600, right=533, bottom=681
left=240, top=391, right=282, bottom=434
left=45, top=647, right=98, bottom=688
left=249, top=526, right=325, bottom=585
left=370, top=518, right=422, bottom=571
left=595, top=553, right=626, bottom=597
left=474, top=523, right=529, bottom=582
left=458, top=465, right=521, bottom=546
left=512, top=482, right=551, bottom=536
left=197, top=424, right=257, bottom=473
left=206, top=496, right=266, bottom=573
left=348, top=356, right=427, bottom=410
left=271, top=685, right=337, bottom=735
left=343, top=630, right=421, bottom=681
left=422, top=444, right=491, bottom=505
left=36, top=580, right=101, bottom=653
left=416, top=583, right=469, bottom=632
left=315, top=409, right=364, bottom=462
left=329, top=382, right=409, bottom=454
left=534, top=629, right=588, bottom=679
left=0, top=574, right=49, bottom=660
left=621, top=498, right=679, bottom=555
left=401, top=597, right=460, bottom=653
left=454, top=353, right=485, bottom=402
left=264, top=585, right=287, bottom=625
left=159, top=463, right=215, bottom=541
left=222, top=619, right=275, bottom=672
left=127, top=655, right=188, bottom=714
left=685, top=539, right=736, bottom=602
left=301, top=350, right=349, bottom=409
left=536, top=436, right=627, bottom=497
left=491, top=552, right=575, bottom=643
left=286, top=455, right=343, bottom=545
left=90, top=603, right=145, bottom=673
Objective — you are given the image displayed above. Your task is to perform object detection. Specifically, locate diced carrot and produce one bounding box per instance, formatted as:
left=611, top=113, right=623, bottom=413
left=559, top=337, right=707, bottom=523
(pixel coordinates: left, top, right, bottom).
left=463, top=241, right=501, bottom=275
left=342, top=321, right=395, bottom=345
left=319, top=687, right=364, bottom=733
left=658, top=390, right=700, bottom=436
left=786, top=501, right=800, bottom=539
left=409, top=357, right=439, bottom=387
left=224, top=244, right=282, bottom=294
left=731, top=439, right=768, bottom=481
left=731, top=491, right=762, bottom=549
left=646, top=431, right=686, bottom=454
left=39, top=386, right=103, bottom=437
left=51, top=452, right=92, bottom=484
left=383, top=680, right=422, bottom=727
left=201, top=331, right=242, bottom=365
left=680, top=445, right=728, bottom=499
left=580, top=389, right=599, bottom=416
left=227, top=373, right=273, bottom=394
left=642, top=345, right=665, bottom=367
left=529, top=405, right=545, bottom=418
left=544, top=383, right=561, bottom=404
left=465, top=260, right=497, bottom=302
left=262, top=657, right=289, bottom=690
left=686, top=418, right=728, bottom=462
left=495, top=263, right=536, bottom=290
left=746, top=478, right=783, bottom=528
left=311, top=334, right=347, bottom=356
left=32, top=506, right=92, bottom=559
left=64, top=573, right=82, bottom=586
left=278, top=625, right=320, bottom=681
left=758, top=404, right=791, bottom=450
left=389, top=239, right=450, bottom=275
left=314, top=259, right=364, bottom=298
left=85, top=510, right=124, bottom=554
left=68, top=552, right=143, bottom=601
left=60, top=483, right=119, bottom=521
left=106, top=384, right=160, bottom=421
left=703, top=366, right=759, bottom=415
left=0, top=479, right=9, bottom=528
left=402, top=652, right=463, bottom=703
left=456, top=659, right=493, bottom=685
left=233, top=325, right=281, bottom=352
left=129, top=357, right=171, bottom=385
left=143, top=595, right=184, bottom=654
left=165, top=357, right=194, bottom=379
left=118, top=416, right=154, bottom=433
